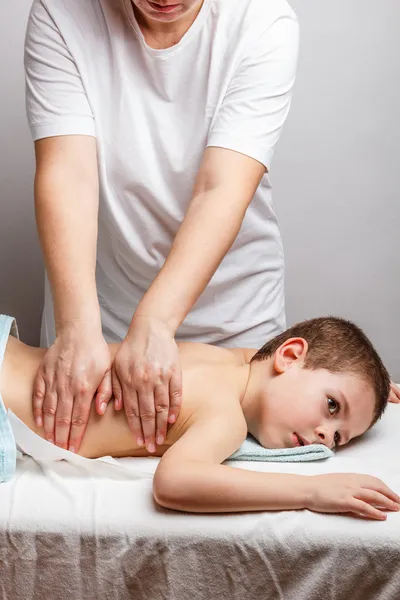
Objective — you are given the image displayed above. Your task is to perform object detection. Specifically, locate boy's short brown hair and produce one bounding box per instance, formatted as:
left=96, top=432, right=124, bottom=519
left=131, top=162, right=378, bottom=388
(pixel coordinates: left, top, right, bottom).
left=251, top=316, right=390, bottom=426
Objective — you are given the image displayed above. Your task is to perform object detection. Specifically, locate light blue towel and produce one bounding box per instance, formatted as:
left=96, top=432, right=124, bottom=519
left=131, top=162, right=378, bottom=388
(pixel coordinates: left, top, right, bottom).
left=228, top=434, right=334, bottom=462
left=0, top=314, right=19, bottom=483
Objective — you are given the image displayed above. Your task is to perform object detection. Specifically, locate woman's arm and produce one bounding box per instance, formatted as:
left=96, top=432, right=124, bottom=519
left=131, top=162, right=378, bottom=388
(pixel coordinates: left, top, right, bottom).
left=115, top=147, right=265, bottom=451
left=32, top=136, right=113, bottom=452
left=135, top=146, right=265, bottom=331
left=34, top=135, right=100, bottom=331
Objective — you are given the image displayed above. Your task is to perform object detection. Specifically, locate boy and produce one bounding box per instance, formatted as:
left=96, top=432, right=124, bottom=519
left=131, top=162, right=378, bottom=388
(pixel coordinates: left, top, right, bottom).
left=1, top=315, right=399, bottom=520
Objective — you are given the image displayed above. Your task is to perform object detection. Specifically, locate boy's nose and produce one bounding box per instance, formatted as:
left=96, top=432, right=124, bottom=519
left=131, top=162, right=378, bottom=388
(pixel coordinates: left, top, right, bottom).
left=314, top=426, right=334, bottom=448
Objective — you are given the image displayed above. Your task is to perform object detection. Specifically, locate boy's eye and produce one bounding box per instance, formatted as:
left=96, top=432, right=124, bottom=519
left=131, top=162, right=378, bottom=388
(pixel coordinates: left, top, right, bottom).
left=327, top=397, right=339, bottom=414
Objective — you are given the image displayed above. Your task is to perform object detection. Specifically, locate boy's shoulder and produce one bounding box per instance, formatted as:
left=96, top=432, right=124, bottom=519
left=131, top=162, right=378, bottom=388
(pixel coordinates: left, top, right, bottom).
left=177, top=340, right=255, bottom=368
left=167, top=342, right=250, bottom=448
left=163, top=367, right=248, bottom=466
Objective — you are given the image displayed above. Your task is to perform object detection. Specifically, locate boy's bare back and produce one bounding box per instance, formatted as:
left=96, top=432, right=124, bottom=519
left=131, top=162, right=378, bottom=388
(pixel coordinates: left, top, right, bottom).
left=1, top=336, right=250, bottom=459
left=89, top=341, right=249, bottom=458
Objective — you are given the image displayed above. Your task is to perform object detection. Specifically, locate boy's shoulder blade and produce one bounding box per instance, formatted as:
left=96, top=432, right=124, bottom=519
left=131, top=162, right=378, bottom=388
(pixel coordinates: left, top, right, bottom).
left=167, top=344, right=246, bottom=446
left=177, top=341, right=246, bottom=368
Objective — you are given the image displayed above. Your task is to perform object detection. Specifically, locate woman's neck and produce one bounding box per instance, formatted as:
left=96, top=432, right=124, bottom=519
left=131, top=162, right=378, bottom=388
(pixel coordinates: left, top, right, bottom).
left=133, top=1, right=203, bottom=49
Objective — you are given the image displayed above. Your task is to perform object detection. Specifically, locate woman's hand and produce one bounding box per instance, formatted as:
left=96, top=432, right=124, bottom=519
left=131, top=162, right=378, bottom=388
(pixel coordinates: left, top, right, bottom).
left=307, top=473, right=400, bottom=520
left=389, top=382, right=400, bottom=403
left=33, top=325, right=113, bottom=452
left=112, top=315, right=183, bottom=453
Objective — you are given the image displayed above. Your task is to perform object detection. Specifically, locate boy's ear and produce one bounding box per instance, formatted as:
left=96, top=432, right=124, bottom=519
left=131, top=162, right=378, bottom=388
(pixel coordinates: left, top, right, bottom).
left=273, top=337, right=308, bottom=374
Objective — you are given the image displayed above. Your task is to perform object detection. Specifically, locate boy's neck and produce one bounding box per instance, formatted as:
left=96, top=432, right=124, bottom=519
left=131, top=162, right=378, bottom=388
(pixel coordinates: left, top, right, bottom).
left=239, top=356, right=274, bottom=441
left=233, top=347, right=257, bottom=365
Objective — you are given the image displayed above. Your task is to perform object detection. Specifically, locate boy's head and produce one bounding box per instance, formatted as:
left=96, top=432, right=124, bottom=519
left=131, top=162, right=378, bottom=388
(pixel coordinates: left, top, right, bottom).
left=247, top=317, right=390, bottom=450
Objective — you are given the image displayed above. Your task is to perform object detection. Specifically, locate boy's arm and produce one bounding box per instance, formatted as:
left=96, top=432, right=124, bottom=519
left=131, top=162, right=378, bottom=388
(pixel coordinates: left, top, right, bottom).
left=153, top=406, right=311, bottom=513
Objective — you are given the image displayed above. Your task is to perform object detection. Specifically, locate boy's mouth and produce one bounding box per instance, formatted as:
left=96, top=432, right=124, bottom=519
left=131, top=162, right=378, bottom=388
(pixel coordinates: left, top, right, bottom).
left=293, top=433, right=309, bottom=447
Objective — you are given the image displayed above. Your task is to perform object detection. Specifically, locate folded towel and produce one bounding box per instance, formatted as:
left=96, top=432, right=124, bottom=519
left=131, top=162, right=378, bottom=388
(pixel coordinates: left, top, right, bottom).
left=8, top=410, right=154, bottom=479
left=0, top=314, right=19, bottom=483
left=228, top=434, right=334, bottom=462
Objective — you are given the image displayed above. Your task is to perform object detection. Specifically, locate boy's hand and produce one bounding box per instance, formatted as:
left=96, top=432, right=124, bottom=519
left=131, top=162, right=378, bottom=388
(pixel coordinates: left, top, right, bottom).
left=389, top=382, right=400, bottom=403
left=307, top=473, right=400, bottom=520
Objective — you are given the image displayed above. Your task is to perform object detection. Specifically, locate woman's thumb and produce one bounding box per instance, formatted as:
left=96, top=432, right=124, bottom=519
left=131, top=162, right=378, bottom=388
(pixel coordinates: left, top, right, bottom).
left=111, top=367, right=123, bottom=411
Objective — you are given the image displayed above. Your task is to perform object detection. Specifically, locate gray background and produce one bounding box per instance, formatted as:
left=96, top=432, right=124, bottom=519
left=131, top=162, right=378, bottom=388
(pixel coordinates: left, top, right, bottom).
left=0, top=1, right=399, bottom=379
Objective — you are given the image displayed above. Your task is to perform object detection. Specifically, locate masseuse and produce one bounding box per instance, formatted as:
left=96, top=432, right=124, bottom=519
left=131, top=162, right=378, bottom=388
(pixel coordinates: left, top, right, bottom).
left=25, top=0, right=296, bottom=456
left=25, top=0, right=400, bottom=456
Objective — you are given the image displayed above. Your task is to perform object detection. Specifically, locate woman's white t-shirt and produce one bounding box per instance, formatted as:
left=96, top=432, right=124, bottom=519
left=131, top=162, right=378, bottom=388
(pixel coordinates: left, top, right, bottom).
left=25, top=0, right=299, bottom=348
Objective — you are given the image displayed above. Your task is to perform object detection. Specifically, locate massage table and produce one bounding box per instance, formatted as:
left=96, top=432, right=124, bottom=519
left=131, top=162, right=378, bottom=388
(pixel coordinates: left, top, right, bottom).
left=1, top=403, right=400, bottom=600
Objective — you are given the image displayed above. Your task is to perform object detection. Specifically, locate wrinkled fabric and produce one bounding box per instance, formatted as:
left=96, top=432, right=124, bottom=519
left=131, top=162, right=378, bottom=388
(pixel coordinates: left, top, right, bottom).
left=1, top=402, right=400, bottom=599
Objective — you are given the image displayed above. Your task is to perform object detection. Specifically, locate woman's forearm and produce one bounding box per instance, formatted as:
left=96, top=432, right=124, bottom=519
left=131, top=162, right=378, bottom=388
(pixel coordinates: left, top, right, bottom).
left=135, top=187, right=245, bottom=333
left=135, top=147, right=264, bottom=333
left=34, top=136, right=101, bottom=332
left=153, top=462, right=310, bottom=513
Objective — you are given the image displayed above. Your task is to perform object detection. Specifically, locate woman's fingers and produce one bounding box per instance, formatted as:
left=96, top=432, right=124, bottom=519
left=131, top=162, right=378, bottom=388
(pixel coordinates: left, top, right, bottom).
left=33, top=363, right=59, bottom=443
left=95, top=369, right=113, bottom=415
left=68, top=389, right=95, bottom=453
left=111, top=368, right=124, bottom=411
left=32, top=372, right=46, bottom=427
left=32, top=330, right=112, bottom=452
left=154, top=383, right=170, bottom=446
left=168, top=369, right=182, bottom=425
left=116, top=368, right=145, bottom=447
left=42, top=383, right=58, bottom=444
left=54, top=384, right=74, bottom=449
left=114, top=316, right=183, bottom=450
left=136, top=383, right=157, bottom=453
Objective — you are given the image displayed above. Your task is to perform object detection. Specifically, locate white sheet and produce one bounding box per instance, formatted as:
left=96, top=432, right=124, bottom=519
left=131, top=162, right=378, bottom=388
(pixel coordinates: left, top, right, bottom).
left=1, top=403, right=400, bottom=599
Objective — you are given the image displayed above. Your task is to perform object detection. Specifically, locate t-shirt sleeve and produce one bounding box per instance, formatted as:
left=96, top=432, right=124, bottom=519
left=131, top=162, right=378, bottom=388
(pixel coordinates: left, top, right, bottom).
left=24, top=0, right=95, bottom=141
left=207, top=13, right=299, bottom=170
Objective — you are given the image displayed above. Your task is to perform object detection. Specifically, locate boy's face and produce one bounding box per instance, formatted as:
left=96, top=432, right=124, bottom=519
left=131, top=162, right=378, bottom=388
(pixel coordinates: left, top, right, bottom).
left=255, top=341, right=376, bottom=450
